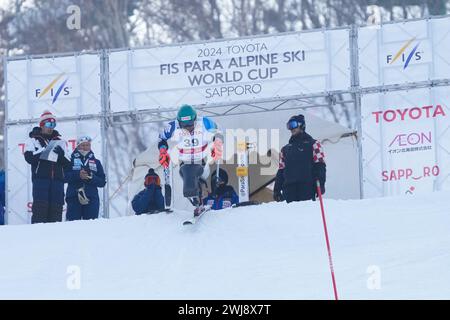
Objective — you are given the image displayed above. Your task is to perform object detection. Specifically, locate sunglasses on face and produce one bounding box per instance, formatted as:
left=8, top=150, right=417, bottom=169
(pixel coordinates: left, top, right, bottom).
left=179, top=120, right=195, bottom=129
left=214, top=176, right=225, bottom=184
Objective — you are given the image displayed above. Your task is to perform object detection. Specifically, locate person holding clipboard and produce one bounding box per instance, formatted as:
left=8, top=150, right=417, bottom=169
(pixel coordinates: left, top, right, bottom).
left=24, top=110, right=71, bottom=224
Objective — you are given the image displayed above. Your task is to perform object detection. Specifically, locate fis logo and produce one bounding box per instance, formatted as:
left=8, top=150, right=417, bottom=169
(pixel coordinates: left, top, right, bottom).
left=386, top=37, right=422, bottom=69
left=35, top=73, right=71, bottom=104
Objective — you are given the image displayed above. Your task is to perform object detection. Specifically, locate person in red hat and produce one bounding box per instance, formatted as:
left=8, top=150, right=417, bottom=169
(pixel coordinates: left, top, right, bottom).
left=24, top=110, right=71, bottom=224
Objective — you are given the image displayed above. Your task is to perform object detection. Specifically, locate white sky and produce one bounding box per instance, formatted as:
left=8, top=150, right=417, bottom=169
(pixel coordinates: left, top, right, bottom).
left=0, top=0, right=8, bottom=9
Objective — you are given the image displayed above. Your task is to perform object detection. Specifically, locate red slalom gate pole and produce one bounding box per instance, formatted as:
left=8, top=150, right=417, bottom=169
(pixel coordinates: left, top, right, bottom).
left=316, top=180, right=339, bottom=300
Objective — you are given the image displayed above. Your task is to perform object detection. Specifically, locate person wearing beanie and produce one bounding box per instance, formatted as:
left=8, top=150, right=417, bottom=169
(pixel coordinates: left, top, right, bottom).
left=24, top=110, right=71, bottom=223
left=131, top=168, right=165, bottom=215
left=65, top=135, right=106, bottom=221
left=274, top=114, right=326, bottom=203
left=203, top=168, right=239, bottom=210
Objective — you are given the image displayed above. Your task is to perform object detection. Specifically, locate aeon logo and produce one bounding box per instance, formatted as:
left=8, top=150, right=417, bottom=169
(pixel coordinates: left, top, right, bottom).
left=388, top=131, right=431, bottom=148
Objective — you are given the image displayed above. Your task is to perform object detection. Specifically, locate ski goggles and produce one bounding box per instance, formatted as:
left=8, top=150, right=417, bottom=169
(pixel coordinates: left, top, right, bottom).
left=179, top=119, right=196, bottom=129
left=214, top=177, right=226, bottom=188
left=286, top=120, right=301, bottom=130
left=43, top=120, right=56, bottom=129
left=213, top=174, right=225, bottom=184
left=145, top=175, right=161, bottom=186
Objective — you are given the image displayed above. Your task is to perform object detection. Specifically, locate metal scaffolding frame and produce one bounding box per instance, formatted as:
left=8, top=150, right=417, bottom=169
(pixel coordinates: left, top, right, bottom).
left=106, top=92, right=356, bottom=126
left=4, top=13, right=450, bottom=223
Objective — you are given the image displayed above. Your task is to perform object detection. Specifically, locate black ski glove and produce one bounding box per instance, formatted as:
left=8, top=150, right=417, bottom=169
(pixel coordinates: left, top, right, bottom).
left=314, top=183, right=325, bottom=198
left=53, top=145, right=65, bottom=157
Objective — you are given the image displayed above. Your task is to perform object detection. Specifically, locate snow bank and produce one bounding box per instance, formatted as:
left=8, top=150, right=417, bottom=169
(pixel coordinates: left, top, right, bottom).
left=0, top=192, right=449, bottom=299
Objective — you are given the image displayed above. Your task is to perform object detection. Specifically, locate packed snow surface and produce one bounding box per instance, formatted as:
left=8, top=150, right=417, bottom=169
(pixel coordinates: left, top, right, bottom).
left=1, top=192, right=449, bottom=299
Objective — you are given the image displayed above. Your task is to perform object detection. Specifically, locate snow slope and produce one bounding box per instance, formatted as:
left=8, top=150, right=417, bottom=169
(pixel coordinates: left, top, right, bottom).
left=0, top=192, right=449, bottom=299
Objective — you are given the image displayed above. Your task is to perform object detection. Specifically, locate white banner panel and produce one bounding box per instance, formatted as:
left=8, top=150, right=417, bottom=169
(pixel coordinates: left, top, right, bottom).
left=6, top=120, right=104, bottom=225
left=358, top=16, right=450, bottom=87
left=109, top=29, right=350, bottom=112
left=361, top=87, right=450, bottom=198
left=6, top=53, right=102, bottom=121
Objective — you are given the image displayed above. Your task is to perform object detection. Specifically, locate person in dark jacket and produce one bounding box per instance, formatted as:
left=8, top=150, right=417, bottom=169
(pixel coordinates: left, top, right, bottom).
left=24, top=111, right=71, bottom=223
left=203, top=168, right=239, bottom=210
left=65, top=136, right=106, bottom=221
left=131, top=169, right=165, bottom=215
left=274, top=114, right=326, bottom=203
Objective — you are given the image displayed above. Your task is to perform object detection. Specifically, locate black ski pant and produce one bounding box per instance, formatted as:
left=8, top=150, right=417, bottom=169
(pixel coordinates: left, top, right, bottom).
left=283, top=182, right=315, bottom=203
left=179, top=163, right=207, bottom=198
left=31, top=178, right=64, bottom=224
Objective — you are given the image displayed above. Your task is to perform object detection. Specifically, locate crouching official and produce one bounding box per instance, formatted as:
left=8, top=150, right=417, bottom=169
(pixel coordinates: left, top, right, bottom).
left=131, top=169, right=165, bottom=215
left=203, top=168, right=239, bottom=210
left=274, top=114, right=326, bottom=203
left=65, top=136, right=106, bottom=221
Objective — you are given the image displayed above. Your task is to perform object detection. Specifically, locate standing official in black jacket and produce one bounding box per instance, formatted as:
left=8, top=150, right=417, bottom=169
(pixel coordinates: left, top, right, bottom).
left=274, top=114, right=326, bottom=203
left=24, top=111, right=71, bottom=223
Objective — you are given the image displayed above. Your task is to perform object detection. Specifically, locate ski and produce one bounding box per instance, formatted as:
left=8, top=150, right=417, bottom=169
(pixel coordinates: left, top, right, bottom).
left=182, top=205, right=211, bottom=225
left=142, top=208, right=173, bottom=215
left=163, top=162, right=173, bottom=210
left=232, top=200, right=260, bottom=208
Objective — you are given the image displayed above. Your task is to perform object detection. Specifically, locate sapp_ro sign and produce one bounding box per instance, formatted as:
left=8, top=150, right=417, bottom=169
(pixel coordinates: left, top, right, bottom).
left=381, top=165, right=440, bottom=183
left=376, top=105, right=444, bottom=194
left=361, top=88, right=450, bottom=198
